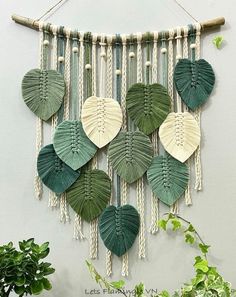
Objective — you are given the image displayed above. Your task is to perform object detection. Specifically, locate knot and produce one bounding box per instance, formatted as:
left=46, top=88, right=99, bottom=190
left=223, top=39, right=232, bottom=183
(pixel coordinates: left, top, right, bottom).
left=107, top=34, right=113, bottom=45
left=92, top=33, right=98, bottom=45
left=153, top=31, right=159, bottom=42
left=195, top=22, right=201, bottom=35
left=121, top=34, right=127, bottom=46
left=168, top=28, right=175, bottom=40
left=79, top=31, right=85, bottom=43
left=175, top=26, right=182, bottom=40
left=52, top=25, right=58, bottom=36
left=136, top=32, right=142, bottom=43
left=38, top=21, right=44, bottom=32
left=65, top=27, right=71, bottom=39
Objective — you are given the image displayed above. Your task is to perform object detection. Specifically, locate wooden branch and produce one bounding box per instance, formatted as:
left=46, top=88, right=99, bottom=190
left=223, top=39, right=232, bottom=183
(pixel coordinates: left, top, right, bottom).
left=11, top=14, right=225, bottom=42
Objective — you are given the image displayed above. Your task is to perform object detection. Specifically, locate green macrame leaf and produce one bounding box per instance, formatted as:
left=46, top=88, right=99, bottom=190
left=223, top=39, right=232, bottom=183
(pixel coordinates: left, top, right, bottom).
left=126, top=83, right=171, bottom=135
left=37, top=144, right=80, bottom=194
left=108, top=131, right=153, bottom=183
left=147, top=155, right=189, bottom=206
left=174, top=59, right=215, bottom=111
left=99, top=205, right=140, bottom=257
left=22, top=68, right=65, bottom=121
left=53, top=120, right=97, bottom=170
left=66, top=169, right=111, bottom=222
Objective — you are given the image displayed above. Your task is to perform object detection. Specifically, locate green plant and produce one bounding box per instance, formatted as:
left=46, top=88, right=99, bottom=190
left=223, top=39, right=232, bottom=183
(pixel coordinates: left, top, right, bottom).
left=0, top=239, right=55, bottom=297
left=213, top=36, right=224, bottom=49
left=87, top=213, right=236, bottom=297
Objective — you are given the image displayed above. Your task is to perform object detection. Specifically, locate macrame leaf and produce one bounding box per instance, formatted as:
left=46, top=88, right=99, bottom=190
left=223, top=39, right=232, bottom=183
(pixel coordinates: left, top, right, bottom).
left=108, top=131, right=153, bottom=183
left=126, top=83, right=171, bottom=135
left=53, top=120, right=97, bottom=170
left=159, top=112, right=201, bottom=163
left=99, top=205, right=140, bottom=257
left=22, top=68, right=65, bottom=121
left=66, top=169, right=111, bottom=222
left=147, top=155, right=189, bottom=206
left=81, top=96, right=123, bottom=148
left=37, top=144, right=80, bottom=194
left=174, top=59, right=215, bottom=110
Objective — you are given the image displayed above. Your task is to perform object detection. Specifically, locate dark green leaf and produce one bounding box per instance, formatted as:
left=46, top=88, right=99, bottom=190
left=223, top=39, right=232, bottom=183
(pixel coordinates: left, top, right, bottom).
left=42, top=278, right=52, bottom=290
left=199, top=244, right=210, bottom=255
left=30, top=280, right=44, bottom=295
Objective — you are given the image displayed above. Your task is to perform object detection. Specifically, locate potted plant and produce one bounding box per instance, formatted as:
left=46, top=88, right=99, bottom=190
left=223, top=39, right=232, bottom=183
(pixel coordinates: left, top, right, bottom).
left=87, top=213, right=236, bottom=297
left=0, top=238, right=55, bottom=296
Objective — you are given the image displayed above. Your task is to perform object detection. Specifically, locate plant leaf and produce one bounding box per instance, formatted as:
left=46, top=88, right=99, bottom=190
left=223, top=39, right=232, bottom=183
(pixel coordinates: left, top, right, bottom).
left=30, top=280, right=44, bottom=295
left=42, top=278, right=52, bottom=290
left=213, top=36, right=223, bottom=49
left=99, top=205, right=140, bottom=257
left=159, top=112, right=201, bottom=163
left=126, top=83, right=171, bottom=135
left=199, top=243, right=210, bottom=255
left=22, top=69, right=65, bottom=121
left=111, top=280, right=125, bottom=289
left=171, top=219, right=182, bottom=231
left=108, top=131, right=153, bottom=183
left=147, top=155, right=189, bottom=206
left=67, top=169, right=111, bottom=222
left=174, top=59, right=215, bottom=110
left=158, top=219, right=168, bottom=230
left=53, top=120, right=97, bottom=170
left=37, top=144, right=80, bottom=194
left=185, top=233, right=195, bottom=244
left=81, top=96, right=123, bottom=148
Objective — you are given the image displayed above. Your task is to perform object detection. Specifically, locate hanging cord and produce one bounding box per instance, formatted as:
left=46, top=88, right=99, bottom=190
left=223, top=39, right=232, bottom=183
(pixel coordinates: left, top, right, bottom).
left=34, top=21, right=47, bottom=200
left=48, top=24, right=59, bottom=208
left=136, top=32, right=146, bottom=259
left=37, top=0, right=69, bottom=21
left=89, top=32, right=99, bottom=259
left=105, top=34, right=114, bottom=276
left=182, top=26, right=192, bottom=206
left=120, top=34, right=129, bottom=277
left=73, top=31, right=86, bottom=239
left=193, top=23, right=202, bottom=191
left=173, top=0, right=199, bottom=23
left=149, top=31, right=159, bottom=235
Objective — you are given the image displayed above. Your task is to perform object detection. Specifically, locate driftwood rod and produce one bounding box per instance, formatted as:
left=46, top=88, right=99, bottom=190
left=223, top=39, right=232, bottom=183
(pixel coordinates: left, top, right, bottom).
left=11, top=14, right=225, bottom=42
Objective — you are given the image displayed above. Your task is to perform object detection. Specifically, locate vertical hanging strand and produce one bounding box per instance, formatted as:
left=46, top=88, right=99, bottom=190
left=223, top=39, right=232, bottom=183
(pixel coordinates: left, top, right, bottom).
left=168, top=29, right=179, bottom=215
left=149, top=31, right=159, bottom=234
left=60, top=28, right=72, bottom=223
left=48, top=25, right=59, bottom=208
left=194, top=23, right=202, bottom=191
left=136, top=32, right=145, bottom=259
left=34, top=21, right=45, bottom=200
left=88, top=32, right=99, bottom=259
left=120, top=34, right=129, bottom=277
left=182, top=26, right=192, bottom=205
left=105, top=34, right=114, bottom=276
left=73, top=31, right=85, bottom=238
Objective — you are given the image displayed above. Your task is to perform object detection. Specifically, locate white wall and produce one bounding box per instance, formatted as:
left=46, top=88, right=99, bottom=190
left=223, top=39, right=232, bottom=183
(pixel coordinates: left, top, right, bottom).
left=0, top=0, right=236, bottom=296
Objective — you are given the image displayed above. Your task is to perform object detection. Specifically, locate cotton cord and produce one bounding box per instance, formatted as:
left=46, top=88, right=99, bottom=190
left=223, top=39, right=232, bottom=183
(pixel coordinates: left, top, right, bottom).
left=78, top=32, right=85, bottom=117
left=92, top=34, right=98, bottom=97
left=63, top=28, right=71, bottom=121
left=120, top=34, right=129, bottom=276
left=34, top=21, right=45, bottom=200
left=167, top=28, right=179, bottom=215
left=105, top=34, right=114, bottom=276
left=60, top=193, right=70, bottom=223
left=48, top=25, right=59, bottom=208
left=73, top=214, right=85, bottom=240
left=136, top=32, right=146, bottom=258
left=168, top=29, right=175, bottom=111
left=194, top=23, right=202, bottom=191
left=149, top=31, right=159, bottom=234
left=182, top=26, right=192, bottom=206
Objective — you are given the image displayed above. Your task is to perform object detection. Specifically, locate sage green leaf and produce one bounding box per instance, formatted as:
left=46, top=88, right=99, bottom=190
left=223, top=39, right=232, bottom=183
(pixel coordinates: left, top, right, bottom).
left=147, top=155, right=189, bottom=206
left=37, top=144, right=80, bottom=194
left=174, top=59, right=215, bottom=110
left=99, top=205, right=140, bottom=257
left=126, top=83, right=171, bottom=135
left=53, top=120, right=97, bottom=170
left=67, top=169, right=111, bottom=222
left=108, top=131, right=153, bottom=183
left=22, top=68, right=65, bottom=121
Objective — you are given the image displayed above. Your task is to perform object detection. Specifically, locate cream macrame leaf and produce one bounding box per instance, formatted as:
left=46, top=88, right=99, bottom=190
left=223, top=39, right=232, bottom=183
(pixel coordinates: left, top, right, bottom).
left=81, top=96, right=123, bottom=148
left=159, top=112, right=200, bottom=163
left=37, top=144, right=80, bottom=194
left=99, top=205, right=140, bottom=257
left=67, top=169, right=111, bottom=222
left=22, top=68, right=65, bottom=121
left=174, top=59, right=215, bottom=111
left=147, top=155, right=189, bottom=206
left=126, top=83, right=171, bottom=135
left=53, top=120, right=97, bottom=170
left=108, top=131, right=153, bottom=183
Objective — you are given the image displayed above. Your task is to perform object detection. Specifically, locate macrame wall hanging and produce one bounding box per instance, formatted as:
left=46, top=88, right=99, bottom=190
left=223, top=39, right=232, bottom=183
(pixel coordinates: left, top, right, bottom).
left=13, top=8, right=224, bottom=276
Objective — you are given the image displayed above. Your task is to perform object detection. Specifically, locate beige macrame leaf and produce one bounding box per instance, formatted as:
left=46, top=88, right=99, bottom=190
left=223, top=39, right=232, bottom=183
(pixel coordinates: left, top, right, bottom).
left=81, top=96, right=123, bottom=148
left=159, top=112, right=201, bottom=163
